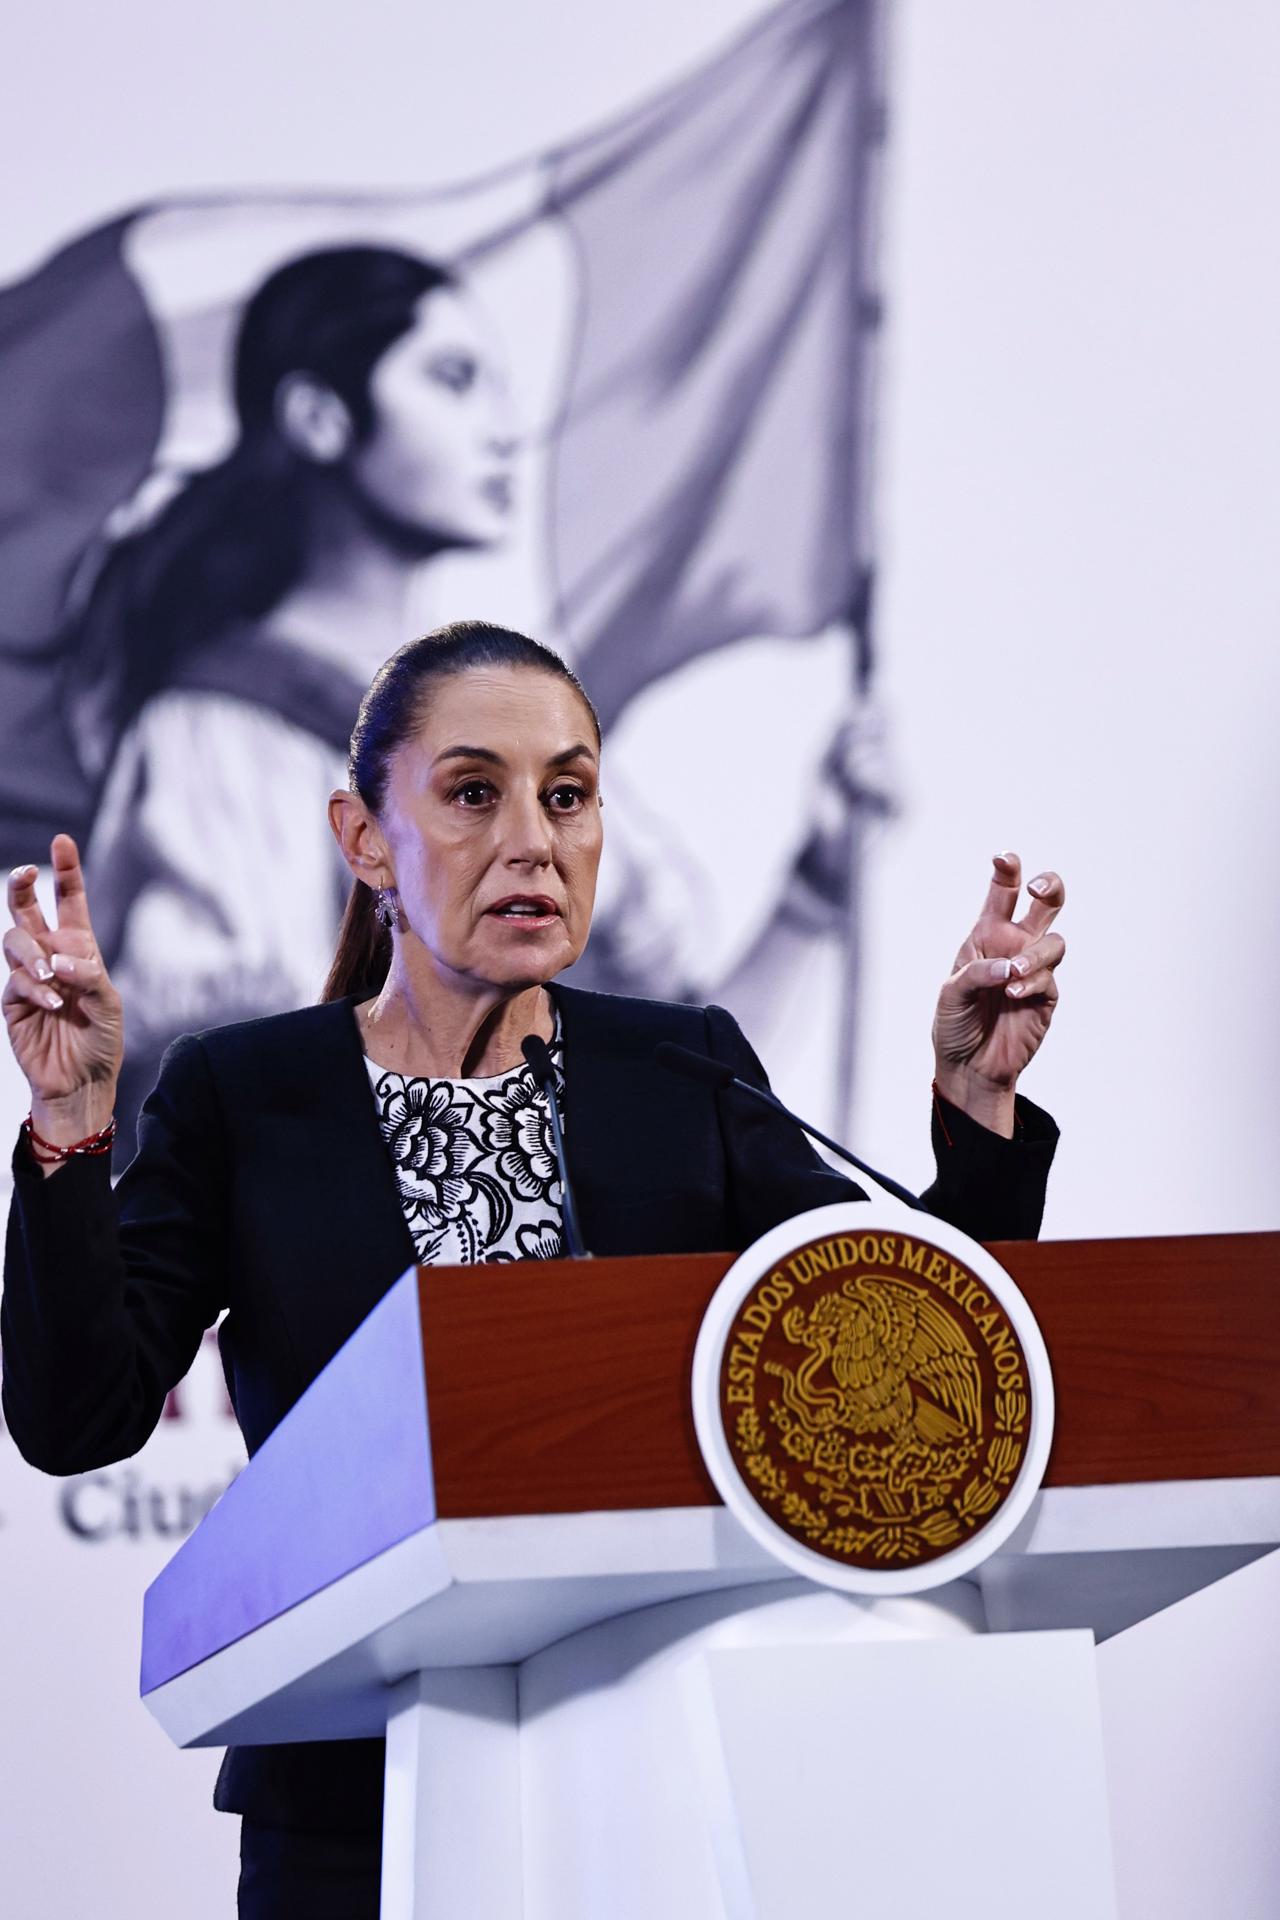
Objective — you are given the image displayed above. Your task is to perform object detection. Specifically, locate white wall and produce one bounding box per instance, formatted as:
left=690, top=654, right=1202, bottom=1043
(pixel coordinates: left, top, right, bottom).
left=1, top=3, right=1277, bottom=1915
left=862, top=0, right=1280, bottom=1236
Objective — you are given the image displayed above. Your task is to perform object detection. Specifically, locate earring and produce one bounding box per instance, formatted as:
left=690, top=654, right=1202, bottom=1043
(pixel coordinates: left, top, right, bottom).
left=374, top=885, right=399, bottom=931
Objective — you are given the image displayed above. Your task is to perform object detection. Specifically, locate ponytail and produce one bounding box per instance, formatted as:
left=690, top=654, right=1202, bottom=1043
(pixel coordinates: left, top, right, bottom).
left=321, top=881, right=392, bottom=1004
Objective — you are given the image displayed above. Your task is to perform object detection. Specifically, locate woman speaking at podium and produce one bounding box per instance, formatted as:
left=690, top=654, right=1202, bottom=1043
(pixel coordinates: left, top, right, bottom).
left=1, top=621, right=1065, bottom=1917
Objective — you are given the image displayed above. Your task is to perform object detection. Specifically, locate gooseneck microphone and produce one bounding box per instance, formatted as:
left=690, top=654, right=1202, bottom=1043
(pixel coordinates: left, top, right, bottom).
left=654, top=1042, right=925, bottom=1212
left=521, top=1035, right=589, bottom=1258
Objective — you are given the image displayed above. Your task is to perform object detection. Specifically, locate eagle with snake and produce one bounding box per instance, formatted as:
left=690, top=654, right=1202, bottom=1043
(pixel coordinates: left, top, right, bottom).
left=764, top=1273, right=983, bottom=1478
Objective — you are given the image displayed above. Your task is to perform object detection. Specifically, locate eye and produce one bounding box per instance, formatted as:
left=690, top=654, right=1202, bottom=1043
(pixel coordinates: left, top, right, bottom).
left=452, top=778, right=495, bottom=808
left=544, top=783, right=587, bottom=813
left=428, top=352, right=478, bottom=395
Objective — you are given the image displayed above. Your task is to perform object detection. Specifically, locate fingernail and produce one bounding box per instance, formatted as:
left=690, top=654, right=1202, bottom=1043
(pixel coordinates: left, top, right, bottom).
left=50, top=954, right=75, bottom=978
left=1011, top=954, right=1031, bottom=976
left=1006, top=982, right=1026, bottom=998
left=34, top=958, right=54, bottom=981
left=1029, top=875, right=1050, bottom=895
left=991, top=958, right=1012, bottom=981
left=10, top=864, right=37, bottom=881
left=43, top=990, right=63, bottom=1010
left=996, top=851, right=1016, bottom=864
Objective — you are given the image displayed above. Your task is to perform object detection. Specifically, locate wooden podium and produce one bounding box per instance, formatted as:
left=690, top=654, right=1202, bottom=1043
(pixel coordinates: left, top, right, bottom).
left=141, top=1232, right=1280, bottom=1919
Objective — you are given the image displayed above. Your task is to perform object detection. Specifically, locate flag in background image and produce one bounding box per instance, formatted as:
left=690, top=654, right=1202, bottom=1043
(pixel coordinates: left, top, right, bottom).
left=0, top=0, right=885, bottom=1131
left=542, top=0, right=879, bottom=731
left=0, top=215, right=166, bottom=850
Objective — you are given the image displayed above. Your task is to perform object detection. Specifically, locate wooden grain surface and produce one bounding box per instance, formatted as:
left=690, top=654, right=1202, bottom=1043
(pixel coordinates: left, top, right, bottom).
left=416, top=1232, right=1280, bottom=1519
left=1000, top=1231, right=1280, bottom=1486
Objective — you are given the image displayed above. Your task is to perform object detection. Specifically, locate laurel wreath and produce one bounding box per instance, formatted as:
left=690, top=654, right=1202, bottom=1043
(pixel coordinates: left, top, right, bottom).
left=733, top=1386, right=1028, bottom=1565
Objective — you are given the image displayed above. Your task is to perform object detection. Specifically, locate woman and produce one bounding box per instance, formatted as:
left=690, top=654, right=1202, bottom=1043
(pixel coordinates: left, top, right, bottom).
left=70, top=246, right=518, bottom=1155
left=2, top=621, right=1065, bottom=1916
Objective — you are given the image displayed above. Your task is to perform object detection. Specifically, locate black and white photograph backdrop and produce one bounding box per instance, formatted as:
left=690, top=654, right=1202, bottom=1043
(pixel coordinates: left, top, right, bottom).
left=1, top=0, right=1277, bottom=1912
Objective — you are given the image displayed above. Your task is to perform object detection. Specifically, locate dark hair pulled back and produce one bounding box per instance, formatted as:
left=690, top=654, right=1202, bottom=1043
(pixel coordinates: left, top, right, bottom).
left=321, top=621, right=601, bottom=1004
left=70, top=245, right=454, bottom=779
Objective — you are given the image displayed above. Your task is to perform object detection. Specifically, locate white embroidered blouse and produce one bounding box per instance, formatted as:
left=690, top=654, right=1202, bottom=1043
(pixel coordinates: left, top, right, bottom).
left=363, top=1023, right=566, bottom=1265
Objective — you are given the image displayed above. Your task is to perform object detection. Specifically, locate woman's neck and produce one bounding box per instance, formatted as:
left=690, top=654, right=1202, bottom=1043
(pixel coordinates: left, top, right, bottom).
left=266, top=484, right=434, bottom=683
left=356, top=960, right=555, bottom=1080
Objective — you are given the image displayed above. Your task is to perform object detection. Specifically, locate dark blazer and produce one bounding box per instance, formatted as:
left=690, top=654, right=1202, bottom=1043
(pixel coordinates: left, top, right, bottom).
left=2, top=983, right=1057, bottom=1834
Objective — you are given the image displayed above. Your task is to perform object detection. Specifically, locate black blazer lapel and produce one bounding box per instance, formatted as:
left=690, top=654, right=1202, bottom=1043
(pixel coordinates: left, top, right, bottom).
left=230, top=998, right=416, bottom=1388
left=552, top=982, right=640, bottom=1254
left=326, top=994, right=421, bottom=1287
left=550, top=983, right=728, bottom=1256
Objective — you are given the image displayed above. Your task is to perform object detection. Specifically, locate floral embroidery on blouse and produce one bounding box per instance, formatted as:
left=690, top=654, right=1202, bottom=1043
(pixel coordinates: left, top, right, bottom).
left=365, top=1023, right=565, bottom=1265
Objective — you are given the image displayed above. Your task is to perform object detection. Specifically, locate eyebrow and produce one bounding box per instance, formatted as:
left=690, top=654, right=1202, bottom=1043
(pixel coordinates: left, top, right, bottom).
left=433, top=743, right=598, bottom=769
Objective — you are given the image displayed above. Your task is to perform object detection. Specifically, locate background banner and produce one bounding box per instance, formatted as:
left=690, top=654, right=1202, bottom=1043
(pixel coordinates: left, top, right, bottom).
left=0, top=0, right=883, bottom=1160
left=1, top=0, right=1277, bottom=1913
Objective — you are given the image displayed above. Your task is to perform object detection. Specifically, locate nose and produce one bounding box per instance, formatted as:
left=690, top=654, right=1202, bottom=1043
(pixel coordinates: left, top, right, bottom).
left=501, top=785, right=552, bottom=869
left=484, top=415, right=519, bottom=463
left=483, top=376, right=521, bottom=462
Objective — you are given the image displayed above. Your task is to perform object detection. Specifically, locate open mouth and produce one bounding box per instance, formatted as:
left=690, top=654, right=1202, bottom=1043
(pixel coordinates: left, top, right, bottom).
left=487, top=896, right=560, bottom=926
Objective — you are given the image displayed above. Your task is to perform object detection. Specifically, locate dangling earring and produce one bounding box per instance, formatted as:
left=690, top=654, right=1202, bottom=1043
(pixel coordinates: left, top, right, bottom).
left=374, top=885, right=399, bottom=931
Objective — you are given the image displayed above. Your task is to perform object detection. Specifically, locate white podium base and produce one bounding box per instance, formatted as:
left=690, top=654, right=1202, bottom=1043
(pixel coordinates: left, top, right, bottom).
left=382, top=1666, right=521, bottom=1920
left=379, top=1578, right=1120, bottom=1920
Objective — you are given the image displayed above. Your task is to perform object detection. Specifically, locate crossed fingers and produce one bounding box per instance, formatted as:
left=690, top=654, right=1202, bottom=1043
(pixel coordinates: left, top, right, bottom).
left=981, top=851, right=1065, bottom=1001
left=4, top=837, right=105, bottom=1014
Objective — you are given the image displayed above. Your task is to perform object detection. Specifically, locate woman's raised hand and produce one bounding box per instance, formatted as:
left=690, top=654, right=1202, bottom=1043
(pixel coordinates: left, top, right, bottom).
left=931, top=852, right=1065, bottom=1136
left=4, top=835, right=123, bottom=1148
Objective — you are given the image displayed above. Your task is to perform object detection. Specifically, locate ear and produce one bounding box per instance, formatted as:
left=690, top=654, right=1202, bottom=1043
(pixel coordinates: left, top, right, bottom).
left=275, top=373, right=355, bottom=464
left=329, top=790, right=392, bottom=889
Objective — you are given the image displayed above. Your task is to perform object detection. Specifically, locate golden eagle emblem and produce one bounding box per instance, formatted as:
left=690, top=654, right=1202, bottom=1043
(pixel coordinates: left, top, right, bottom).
left=719, top=1235, right=1033, bottom=1568
left=765, top=1275, right=982, bottom=1490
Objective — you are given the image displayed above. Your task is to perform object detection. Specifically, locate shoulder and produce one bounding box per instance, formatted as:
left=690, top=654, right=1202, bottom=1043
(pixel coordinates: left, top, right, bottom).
left=171, top=998, right=360, bottom=1088
left=551, top=983, right=760, bottom=1076
left=121, top=689, right=344, bottom=768
left=551, top=982, right=717, bottom=1052
left=91, top=694, right=343, bottom=872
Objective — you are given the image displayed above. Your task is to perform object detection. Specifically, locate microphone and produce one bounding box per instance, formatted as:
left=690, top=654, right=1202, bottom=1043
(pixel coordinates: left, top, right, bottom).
left=654, top=1041, right=925, bottom=1212
left=521, top=1035, right=589, bottom=1258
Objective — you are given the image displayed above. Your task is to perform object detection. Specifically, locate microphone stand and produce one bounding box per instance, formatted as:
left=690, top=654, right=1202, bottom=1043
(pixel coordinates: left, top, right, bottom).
left=521, top=1035, right=590, bottom=1257
left=654, top=1042, right=925, bottom=1212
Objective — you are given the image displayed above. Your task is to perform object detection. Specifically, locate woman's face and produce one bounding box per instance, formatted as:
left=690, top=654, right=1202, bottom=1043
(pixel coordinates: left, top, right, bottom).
left=379, top=665, right=603, bottom=993
left=349, top=288, right=517, bottom=549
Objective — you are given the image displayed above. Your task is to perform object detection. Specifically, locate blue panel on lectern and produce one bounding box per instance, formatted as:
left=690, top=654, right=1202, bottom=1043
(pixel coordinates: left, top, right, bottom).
left=141, top=1266, right=435, bottom=1693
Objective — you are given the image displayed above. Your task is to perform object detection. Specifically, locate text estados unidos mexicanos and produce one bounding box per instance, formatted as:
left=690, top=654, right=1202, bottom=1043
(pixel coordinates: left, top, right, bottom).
left=724, top=1234, right=1026, bottom=1403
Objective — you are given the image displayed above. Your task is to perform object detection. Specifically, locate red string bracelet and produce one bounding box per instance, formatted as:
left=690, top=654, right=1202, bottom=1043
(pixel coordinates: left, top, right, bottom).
left=24, top=1114, right=117, bottom=1165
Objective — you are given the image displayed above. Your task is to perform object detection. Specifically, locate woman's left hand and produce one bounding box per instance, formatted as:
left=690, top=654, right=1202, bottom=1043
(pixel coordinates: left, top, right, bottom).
left=931, top=853, right=1065, bottom=1136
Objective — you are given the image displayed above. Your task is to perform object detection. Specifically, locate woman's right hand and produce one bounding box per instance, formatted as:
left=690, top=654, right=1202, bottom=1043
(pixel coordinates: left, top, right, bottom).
left=4, top=835, right=123, bottom=1152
